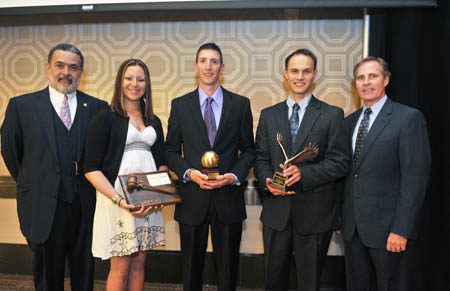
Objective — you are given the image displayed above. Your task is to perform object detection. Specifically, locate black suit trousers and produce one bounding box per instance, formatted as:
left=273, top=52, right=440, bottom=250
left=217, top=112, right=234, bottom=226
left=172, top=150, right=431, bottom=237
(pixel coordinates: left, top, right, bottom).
left=263, top=219, right=332, bottom=291
left=179, top=199, right=242, bottom=291
left=344, top=230, right=425, bottom=291
left=27, top=194, right=94, bottom=291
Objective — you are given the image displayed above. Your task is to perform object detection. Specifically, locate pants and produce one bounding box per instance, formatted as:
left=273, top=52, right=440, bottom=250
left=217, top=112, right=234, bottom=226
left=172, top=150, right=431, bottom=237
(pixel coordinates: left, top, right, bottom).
left=263, top=220, right=332, bottom=291
left=179, top=200, right=242, bottom=291
left=344, top=230, right=425, bottom=291
left=27, top=195, right=94, bottom=291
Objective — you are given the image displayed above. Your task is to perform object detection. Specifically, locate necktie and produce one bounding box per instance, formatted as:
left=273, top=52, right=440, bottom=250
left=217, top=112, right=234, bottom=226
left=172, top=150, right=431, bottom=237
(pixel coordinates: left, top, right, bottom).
left=204, top=97, right=217, bottom=146
left=353, top=107, right=372, bottom=166
left=60, top=95, right=72, bottom=130
left=290, top=103, right=300, bottom=151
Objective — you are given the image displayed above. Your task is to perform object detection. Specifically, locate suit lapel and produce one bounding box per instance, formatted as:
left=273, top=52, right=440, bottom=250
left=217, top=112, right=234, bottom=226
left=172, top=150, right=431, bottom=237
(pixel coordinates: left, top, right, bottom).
left=274, top=102, right=290, bottom=158
left=214, top=88, right=233, bottom=148
left=292, top=96, right=321, bottom=154
left=354, top=99, right=393, bottom=170
left=188, top=89, right=211, bottom=148
left=76, top=92, right=88, bottom=162
left=35, top=88, right=58, bottom=162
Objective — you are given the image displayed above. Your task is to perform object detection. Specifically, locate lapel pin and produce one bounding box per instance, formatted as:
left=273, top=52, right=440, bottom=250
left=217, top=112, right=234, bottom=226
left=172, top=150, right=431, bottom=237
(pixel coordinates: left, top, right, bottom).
left=83, top=103, right=87, bottom=107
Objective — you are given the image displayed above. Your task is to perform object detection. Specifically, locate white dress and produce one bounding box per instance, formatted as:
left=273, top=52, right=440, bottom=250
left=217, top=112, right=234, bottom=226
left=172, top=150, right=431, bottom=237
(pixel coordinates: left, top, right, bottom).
left=92, top=124, right=166, bottom=260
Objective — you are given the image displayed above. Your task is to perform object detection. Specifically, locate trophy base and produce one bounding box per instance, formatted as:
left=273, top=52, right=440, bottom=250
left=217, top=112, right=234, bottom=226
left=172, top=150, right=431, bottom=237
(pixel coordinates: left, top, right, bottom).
left=201, top=168, right=219, bottom=180
left=270, top=171, right=287, bottom=192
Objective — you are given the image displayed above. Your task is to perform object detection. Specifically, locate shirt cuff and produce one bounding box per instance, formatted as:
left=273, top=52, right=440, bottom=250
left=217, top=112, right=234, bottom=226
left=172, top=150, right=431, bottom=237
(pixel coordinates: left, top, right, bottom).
left=183, top=168, right=192, bottom=183
left=230, top=173, right=240, bottom=186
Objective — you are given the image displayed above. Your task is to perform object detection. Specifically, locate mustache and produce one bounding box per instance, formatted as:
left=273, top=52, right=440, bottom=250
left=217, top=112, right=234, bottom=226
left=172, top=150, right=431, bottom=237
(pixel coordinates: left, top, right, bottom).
left=57, top=75, right=73, bottom=83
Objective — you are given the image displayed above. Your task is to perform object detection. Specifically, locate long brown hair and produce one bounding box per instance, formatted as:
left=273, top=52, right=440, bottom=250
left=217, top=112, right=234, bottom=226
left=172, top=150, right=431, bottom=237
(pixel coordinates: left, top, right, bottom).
left=110, top=59, right=155, bottom=126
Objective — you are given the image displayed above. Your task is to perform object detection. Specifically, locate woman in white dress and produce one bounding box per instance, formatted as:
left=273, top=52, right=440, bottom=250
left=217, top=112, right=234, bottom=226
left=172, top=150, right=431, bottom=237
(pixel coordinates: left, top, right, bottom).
left=84, top=59, right=166, bottom=290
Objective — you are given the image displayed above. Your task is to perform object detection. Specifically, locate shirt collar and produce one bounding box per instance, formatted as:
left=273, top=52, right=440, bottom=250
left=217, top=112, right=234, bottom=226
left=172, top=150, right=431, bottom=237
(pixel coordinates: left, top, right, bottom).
left=48, top=85, right=77, bottom=101
left=286, top=94, right=312, bottom=110
left=198, top=86, right=223, bottom=107
left=362, top=95, right=387, bottom=116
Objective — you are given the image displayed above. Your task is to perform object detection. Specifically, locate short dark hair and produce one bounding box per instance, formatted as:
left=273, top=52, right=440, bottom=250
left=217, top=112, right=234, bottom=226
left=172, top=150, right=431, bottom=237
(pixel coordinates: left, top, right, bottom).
left=285, top=48, right=317, bottom=70
left=48, top=43, right=84, bottom=70
left=196, top=43, right=223, bottom=64
left=110, top=59, right=155, bottom=126
left=353, top=56, right=391, bottom=79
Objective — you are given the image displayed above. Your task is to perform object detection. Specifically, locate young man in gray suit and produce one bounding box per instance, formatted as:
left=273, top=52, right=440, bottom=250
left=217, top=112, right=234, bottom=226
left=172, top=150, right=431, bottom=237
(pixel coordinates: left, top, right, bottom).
left=341, top=57, right=431, bottom=291
left=1, top=43, right=108, bottom=290
left=254, top=49, right=349, bottom=291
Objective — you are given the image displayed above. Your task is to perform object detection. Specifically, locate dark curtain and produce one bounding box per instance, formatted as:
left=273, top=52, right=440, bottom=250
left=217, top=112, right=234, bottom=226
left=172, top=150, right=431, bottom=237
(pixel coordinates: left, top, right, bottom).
left=369, top=1, right=450, bottom=290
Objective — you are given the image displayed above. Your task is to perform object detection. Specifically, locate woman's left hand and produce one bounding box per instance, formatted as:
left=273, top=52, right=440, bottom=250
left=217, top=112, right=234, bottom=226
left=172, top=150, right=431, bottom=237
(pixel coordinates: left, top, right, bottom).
left=128, top=202, right=164, bottom=217
left=158, top=165, right=169, bottom=171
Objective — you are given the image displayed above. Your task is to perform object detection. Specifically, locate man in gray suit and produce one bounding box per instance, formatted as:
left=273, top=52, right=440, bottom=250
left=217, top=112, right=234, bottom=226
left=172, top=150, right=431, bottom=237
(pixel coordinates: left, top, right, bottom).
left=255, top=49, right=349, bottom=291
left=341, top=57, right=431, bottom=291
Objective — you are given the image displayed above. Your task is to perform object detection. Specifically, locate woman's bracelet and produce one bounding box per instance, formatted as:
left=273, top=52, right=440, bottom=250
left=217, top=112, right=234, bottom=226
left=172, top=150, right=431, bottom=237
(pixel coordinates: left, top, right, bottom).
left=111, top=194, right=121, bottom=204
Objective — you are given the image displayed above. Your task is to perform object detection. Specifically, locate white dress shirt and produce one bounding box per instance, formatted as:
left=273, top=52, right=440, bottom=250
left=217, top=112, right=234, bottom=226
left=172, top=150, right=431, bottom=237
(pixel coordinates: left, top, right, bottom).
left=352, top=95, right=387, bottom=153
left=48, top=85, right=77, bottom=123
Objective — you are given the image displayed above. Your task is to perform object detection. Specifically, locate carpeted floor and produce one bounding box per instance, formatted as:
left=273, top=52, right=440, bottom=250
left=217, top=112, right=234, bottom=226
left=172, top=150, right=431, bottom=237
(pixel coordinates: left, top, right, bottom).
left=0, top=273, right=343, bottom=290
left=0, top=273, right=261, bottom=291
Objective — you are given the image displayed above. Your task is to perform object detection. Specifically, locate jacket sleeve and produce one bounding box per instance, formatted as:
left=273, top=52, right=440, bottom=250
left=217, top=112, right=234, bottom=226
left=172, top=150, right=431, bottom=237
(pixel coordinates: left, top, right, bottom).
left=391, top=110, right=431, bottom=238
left=151, top=115, right=166, bottom=168
left=84, top=110, right=111, bottom=174
left=228, top=97, right=256, bottom=181
left=1, top=99, right=23, bottom=181
left=254, top=109, right=274, bottom=192
left=294, top=108, right=350, bottom=192
left=165, top=99, right=192, bottom=179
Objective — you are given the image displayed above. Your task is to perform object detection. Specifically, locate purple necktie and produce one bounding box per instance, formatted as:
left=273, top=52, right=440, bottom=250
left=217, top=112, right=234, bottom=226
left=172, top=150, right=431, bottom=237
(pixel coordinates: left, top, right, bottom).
left=60, top=95, right=72, bottom=130
left=204, top=97, right=217, bottom=146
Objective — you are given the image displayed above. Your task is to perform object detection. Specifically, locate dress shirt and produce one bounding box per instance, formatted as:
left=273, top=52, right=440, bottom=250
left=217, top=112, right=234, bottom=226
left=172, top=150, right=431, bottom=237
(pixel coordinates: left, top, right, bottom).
left=352, top=95, right=387, bottom=153
left=286, top=94, right=312, bottom=132
left=49, top=85, right=77, bottom=123
left=199, top=86, right=223, bottom=129
left=184, top=86, right=239, bottom=185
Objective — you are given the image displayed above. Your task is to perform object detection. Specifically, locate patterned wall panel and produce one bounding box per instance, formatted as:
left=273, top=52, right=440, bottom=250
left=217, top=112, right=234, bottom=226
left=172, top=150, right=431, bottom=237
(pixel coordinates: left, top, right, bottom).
left=0, top=18, right=362, bottom=175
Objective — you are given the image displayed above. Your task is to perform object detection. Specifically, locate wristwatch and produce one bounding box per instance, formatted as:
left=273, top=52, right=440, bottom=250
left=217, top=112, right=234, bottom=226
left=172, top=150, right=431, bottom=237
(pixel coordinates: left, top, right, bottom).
left=111, top=194, right=121, bottom=204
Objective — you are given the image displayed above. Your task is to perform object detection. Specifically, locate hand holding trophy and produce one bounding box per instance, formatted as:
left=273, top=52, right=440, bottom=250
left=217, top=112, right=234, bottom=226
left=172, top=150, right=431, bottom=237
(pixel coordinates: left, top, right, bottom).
left=269, top=132, right=319, bottom=192
left=201, top=151, right=220, bottom=180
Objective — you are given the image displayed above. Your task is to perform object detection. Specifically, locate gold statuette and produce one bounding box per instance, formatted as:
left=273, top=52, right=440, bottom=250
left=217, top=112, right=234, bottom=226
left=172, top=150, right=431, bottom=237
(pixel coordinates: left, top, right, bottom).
left=269, top=132, right=319, bottom=191
left=201, top=151, right=220, bottom=180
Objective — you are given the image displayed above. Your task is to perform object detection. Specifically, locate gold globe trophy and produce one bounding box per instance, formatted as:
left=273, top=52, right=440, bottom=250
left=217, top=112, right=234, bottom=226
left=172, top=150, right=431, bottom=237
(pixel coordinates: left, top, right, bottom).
left=201, top=151, right=219, bottom=180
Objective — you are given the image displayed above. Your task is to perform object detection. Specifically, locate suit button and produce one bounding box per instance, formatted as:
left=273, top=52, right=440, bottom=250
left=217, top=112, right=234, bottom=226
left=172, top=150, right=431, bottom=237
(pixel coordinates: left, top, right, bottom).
left=354, top=174, right=359, bottom=179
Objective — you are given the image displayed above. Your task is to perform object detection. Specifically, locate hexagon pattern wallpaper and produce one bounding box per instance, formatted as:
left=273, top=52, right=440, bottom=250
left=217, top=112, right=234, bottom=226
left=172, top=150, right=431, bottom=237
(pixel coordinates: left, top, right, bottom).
left=0, top=19, right=362, bottom=253
left=0, top=19, right=362, bottom=174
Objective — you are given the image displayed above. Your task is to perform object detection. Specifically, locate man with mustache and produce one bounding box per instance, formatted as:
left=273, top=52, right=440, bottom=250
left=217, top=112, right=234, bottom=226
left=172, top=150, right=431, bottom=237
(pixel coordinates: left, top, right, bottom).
left=1, top=43, right=108, bottom=290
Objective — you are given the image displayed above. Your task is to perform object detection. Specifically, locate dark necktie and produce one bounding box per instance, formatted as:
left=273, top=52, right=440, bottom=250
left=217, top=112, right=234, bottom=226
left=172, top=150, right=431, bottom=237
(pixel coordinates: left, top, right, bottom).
left=60, top=95, right=72, bottom=130
left=353, top=107, right=372, bottom=166
left=290, top=103, right=300, bottom=151
left=204, top=97, right=217, bottom=146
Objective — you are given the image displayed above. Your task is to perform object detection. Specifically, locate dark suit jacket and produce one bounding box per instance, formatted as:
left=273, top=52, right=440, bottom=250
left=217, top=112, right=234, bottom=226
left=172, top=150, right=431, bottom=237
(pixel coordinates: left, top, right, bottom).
left=1, top=87, right=108, bottom=244
left=165, top=87, right=256, bottom=225
left=255, top=96, right=349, bottom=234
left=341, top=98, right=431, bottom=248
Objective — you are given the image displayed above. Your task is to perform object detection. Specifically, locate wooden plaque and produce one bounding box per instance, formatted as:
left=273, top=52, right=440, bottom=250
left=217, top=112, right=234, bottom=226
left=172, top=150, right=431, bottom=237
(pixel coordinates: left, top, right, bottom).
left=118, top=170, right=181, bottom=212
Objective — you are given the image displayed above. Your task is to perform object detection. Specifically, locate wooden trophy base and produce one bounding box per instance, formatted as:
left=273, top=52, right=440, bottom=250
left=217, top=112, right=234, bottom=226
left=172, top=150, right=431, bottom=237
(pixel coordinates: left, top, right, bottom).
left=201, top=168, right=219, bottom=180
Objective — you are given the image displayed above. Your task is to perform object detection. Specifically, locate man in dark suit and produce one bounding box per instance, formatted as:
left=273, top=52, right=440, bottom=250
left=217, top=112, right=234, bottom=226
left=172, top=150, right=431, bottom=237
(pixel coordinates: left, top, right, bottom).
left=341, top=57, right=431, bottom=291
left=1, top=43, right=108, bottom=291
left=165, top=43, right=255, bottom=291
left=254, top=49, right=349, bottom=291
